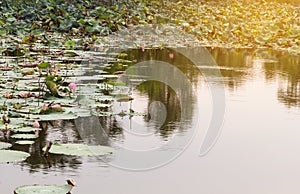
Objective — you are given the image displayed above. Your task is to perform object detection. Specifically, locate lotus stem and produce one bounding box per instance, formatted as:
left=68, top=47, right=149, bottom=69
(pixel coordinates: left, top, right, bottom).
left=43, top=141, right=53, bottom=157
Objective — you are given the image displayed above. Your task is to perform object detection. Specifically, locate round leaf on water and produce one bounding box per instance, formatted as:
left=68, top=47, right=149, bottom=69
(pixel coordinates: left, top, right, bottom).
left=0, top=150, right=30, bottom=163
left=37, top=112, right=78, bottom=121
left=43, top=143, right=114, bottom=156
left=11, top=127, right=41, bottom=133
left=0, top=142, right=12, bottom=149
left=14, top=184, right=73, bottom=194
left=15, top=140, right=35, bottom=145
left=11, top=134, right=38, bottom=139
left=0, top=123, right=22, bottom=130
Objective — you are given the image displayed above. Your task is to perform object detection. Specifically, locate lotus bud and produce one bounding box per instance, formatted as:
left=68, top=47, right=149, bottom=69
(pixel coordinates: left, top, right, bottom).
left=68, top=82, right=76, bottom=91
left=33, top=120, right=40, bottom=128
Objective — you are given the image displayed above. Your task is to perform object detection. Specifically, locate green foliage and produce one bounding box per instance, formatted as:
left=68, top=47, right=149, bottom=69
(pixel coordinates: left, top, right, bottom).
left=160, top=0, right=300, bottom=51
left=0, top=0, right=299, bottom=51
left=0, top=0, right=159, bottom=37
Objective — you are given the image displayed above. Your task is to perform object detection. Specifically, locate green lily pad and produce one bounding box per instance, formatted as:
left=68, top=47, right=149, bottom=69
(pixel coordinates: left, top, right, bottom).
left=94, top=103, right=112, bottom=108
left=0, top=123, right=22, bottom=130
left=11, top=134, right=38, bottom=139
left=15, top=140, right=35, bottom=145
left=0, top=142, right=12, bottom=149
left=0, top=150, right=30, bottom=163
left=37, top=112, right=78, bottom=121
left=14, top=184, right=73, bottom=194
left=43, top=143, right=114, bottom=156
left=10, top=127, right=41, bottom=133
left=102, top=74, right=119, bottom=79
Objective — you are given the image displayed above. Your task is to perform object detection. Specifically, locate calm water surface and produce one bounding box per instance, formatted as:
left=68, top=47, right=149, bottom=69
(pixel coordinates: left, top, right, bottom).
left=1, top=48, right=300, bottom=194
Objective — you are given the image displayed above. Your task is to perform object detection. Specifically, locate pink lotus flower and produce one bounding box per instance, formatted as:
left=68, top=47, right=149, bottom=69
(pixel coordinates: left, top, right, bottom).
left=50, top=61, right=55, bottom=65
left=5, top=92, right=11, bottom=98
left=141, top=45, right=145, bottom=52
left=42, top=104, right=48, bottom=111
left=169, top=53, right=174, bottom=59
left=123, top=7, right=128, bottom=11
left=68, top=82, right=76, bottom=91
left=33, top=120, right=40, bottom=128
left=19, top=91, right=27, bottom=98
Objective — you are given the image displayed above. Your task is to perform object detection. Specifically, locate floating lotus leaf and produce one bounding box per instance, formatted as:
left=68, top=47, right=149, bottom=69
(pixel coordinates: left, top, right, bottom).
left=68, top=75, right=105, bottom=81
left=14, top=184, right=73, bottom=194
left=96, top=95, right=115, bottom=102
left=63, top=107, right=92, bottom=117
left=43, top=143, right=114, bottom=156
left=0, top=123, right=22, bottom=130
left=96, top=111, right=116, bottom=116
left=101, top=74, right=119, bottom=79
left=94, top=103, right=112, bottom=108
left=37, top=112, right=78, bottom=121
left=0, top=150, right=30, bottom=163
left=15, top=140, right=35, bottom=145
left=11, top=134, right=38, bottom=139
left=10, top=127, right=41, bottom=133
left=0, top=142, right=12, bottom=149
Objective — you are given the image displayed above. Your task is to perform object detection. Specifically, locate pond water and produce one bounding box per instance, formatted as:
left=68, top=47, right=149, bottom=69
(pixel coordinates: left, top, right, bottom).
left=1, top=47, right=300, bottom=194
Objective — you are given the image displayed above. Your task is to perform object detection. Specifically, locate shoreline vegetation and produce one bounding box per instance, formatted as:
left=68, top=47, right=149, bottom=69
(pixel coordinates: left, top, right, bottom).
left=0, top=0, right=300, bottom=53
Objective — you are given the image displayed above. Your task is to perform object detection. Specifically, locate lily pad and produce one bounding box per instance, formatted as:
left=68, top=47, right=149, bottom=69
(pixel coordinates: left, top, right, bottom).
left=11, top=134, right=38, bottom=139
left=15, top=140, right=35, bottom=145
left=37, top=112, right=78, bottom=121
left=0, top=142, right=12, bottom=149
left=0, top=150, right=30, bottom=163
left=43, top=143, right=114, bottom=156
left=10, top=127, right=41, bottom=133
left=14, top=184, right=73, bottom=194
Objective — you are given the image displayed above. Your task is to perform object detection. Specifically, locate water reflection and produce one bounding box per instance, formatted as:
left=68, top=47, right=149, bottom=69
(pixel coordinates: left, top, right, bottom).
left=208, top=47, right=300, bottom=109
left=1, top=47, right=300, bottom=191
left=10, top=120, right=83, bottom=173
left=102, top=48, right=198, bottom=141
